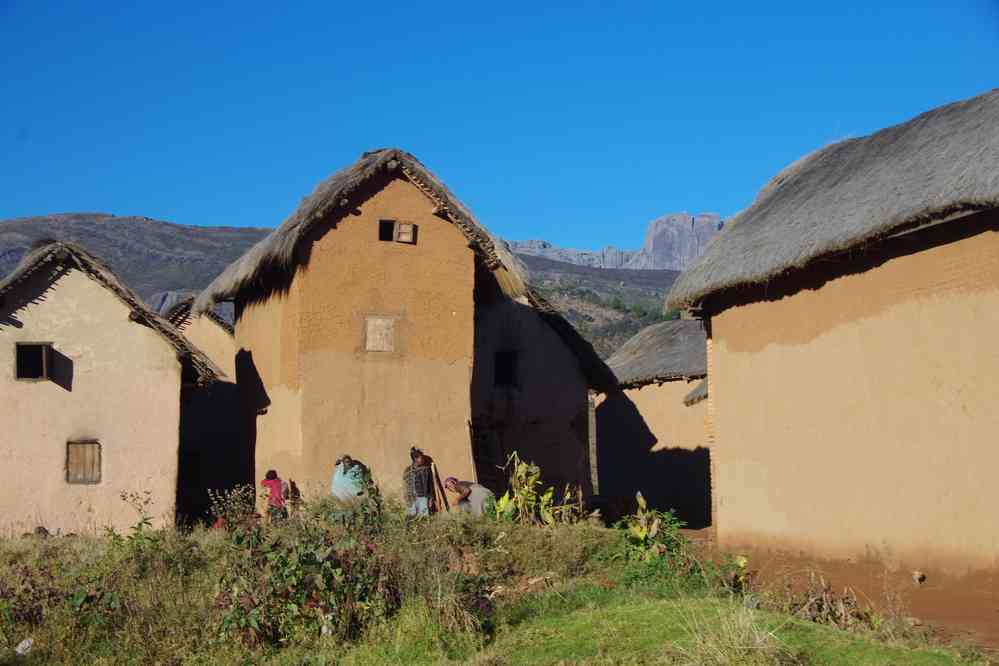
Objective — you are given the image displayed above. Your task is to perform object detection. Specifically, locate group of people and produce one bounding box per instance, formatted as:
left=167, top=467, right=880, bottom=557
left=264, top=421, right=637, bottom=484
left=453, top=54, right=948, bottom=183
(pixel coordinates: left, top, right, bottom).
left=402, top=447, right=496, bottom=517
left=258, top=446, right=495, bottom=522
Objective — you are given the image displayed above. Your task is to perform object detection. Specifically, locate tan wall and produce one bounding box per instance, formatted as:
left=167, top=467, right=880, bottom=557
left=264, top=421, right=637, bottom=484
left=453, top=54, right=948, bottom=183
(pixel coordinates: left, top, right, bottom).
left=594, top=381, right=711, bottom=526
left=472, top=298, right=591, bottom=492
left=711, top=219, right=999, bottom=573
left=240, top=176, right=476, bottom=496
left=181, top=316, right=236, bottom=378
left=0, top=269, right=181, bottom=534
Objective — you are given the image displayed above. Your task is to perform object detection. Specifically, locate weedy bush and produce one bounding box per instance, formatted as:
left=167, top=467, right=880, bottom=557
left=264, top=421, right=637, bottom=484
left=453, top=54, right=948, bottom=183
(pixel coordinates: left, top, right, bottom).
left=493, top=453, right=589, bottom=526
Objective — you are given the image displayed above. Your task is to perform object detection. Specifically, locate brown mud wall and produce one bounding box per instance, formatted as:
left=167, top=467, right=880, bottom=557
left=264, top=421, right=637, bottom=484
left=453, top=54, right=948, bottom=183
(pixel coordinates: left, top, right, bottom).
left=0, top=269, right=181, bottom=533
left=472, top=297, right=592, bottom=494
left=235, top=176, right=476, bottom=496
left=709, top=209, right=999, bottom=575
left=595, top=381, right=711, bottom=527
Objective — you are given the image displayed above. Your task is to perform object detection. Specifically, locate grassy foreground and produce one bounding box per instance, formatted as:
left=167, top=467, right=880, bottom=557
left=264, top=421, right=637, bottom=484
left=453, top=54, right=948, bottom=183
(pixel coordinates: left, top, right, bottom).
left=0, top=490, right=987, bottom=665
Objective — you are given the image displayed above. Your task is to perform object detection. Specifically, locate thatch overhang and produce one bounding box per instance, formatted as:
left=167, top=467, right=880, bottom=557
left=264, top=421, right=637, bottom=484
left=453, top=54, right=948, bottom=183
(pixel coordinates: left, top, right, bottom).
left=667, top=88, right=999, bottom=311
left=193, top=148, right=614, bottom=391
left=0, top=240, right=223, bottom=385
left=163, top=296, right=234, bottom=336
left=606, top=319, right=706, bottom=390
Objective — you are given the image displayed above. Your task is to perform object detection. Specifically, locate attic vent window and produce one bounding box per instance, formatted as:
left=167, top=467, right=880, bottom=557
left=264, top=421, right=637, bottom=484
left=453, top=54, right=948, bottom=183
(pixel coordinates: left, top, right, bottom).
left=378, top=219, right=418, bottom=245
left=66, top=440, right=101, bottom=484
left=365, top=316, right=395, bottom=352
left=15, top=343, right=52, bottom=381
left=494, top=350, right=518, bottom=387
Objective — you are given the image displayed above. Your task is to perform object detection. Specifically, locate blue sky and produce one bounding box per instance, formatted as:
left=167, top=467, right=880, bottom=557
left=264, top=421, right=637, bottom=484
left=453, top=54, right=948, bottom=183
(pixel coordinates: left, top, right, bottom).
left=1, top=2, right=997, bottom=249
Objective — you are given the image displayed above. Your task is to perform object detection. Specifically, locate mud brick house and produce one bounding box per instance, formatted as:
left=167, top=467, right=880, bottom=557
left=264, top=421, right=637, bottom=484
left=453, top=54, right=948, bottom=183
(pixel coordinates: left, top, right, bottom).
left=597, top=319, right=711, bottom=527
left=667, top=89, right=999, bottom=573
left=0, top=241, right=221, bottom=533
left=194, top=149, right=614, bottom=496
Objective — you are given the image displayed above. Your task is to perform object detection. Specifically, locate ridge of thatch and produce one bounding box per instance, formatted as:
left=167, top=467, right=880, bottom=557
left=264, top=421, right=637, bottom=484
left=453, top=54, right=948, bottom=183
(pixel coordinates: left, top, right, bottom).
left=683, top=377, right=707, bottom=406
left=193, top=148, right=525, bottom=315
left=163, top=297, right=234, bottom=336
left=0, top=241, right=223, bottom=385
left=193, top=148, right=614, bottom=391
left=606, top=319, right=706, bottom=389
left=667, top=88, right=999, bottom=310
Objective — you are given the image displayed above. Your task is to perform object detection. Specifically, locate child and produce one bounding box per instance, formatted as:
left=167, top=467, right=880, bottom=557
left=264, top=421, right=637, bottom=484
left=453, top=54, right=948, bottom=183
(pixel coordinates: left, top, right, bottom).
left=261, top=469, right=288, bottom=522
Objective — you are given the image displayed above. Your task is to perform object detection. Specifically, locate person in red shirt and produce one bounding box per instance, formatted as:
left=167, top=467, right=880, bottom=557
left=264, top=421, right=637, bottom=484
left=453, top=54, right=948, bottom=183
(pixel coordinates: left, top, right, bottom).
left=260, top=469, right=288, bottom=523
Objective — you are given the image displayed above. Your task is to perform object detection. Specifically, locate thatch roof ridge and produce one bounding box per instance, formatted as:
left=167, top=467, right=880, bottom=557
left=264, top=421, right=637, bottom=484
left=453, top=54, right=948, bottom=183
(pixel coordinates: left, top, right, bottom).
left=193, top=148, right=525, bottom=315
left=606, top=319, right=706, bottom=389
left=0, top=241, right=223, bottom=384
left=667, top=89, right=999, bottom=310
left=163, top=297, right=234, bottom=336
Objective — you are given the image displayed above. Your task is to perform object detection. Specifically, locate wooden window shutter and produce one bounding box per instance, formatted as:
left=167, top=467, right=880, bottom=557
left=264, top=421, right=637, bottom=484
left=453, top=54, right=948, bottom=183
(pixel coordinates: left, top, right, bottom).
left=394, top=222, right=417, bottom=244
left=66, top=441, right=101, bottom=484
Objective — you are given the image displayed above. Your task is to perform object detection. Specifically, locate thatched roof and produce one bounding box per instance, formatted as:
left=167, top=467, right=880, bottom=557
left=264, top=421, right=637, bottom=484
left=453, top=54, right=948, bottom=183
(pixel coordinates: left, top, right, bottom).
left=163, top=296, right=234, bottom=336
left=668, top=88, right=999, bottom=310
left=0, top=241, right=223, bottom=385
left=193, top=148, right=614, bottom=390
left=606, top=319, right=706, bottom=389
left=683, top=378, right=707, bottom=406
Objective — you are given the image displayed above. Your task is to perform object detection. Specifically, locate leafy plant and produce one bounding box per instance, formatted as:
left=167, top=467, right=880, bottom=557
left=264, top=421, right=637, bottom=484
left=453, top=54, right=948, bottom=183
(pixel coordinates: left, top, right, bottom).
left=616, top=492, right=687, bottom=563
left=493, top=453, right=589, bottom=526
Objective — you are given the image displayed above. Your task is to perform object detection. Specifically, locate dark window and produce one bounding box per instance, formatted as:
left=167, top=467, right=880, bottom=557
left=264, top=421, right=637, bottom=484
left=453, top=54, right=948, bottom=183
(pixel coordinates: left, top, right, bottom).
left=379, top=219, right=396, bottom=241
left=494, top=350, right=517, bottom=387
left=16, top=343, right=51, bottom=380
left=66, top=440, right=101, bottom=484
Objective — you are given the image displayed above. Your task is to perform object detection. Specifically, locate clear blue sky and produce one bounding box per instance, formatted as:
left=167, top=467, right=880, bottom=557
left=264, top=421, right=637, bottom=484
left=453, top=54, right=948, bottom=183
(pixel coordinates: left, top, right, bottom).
left=2, top=2, right=997, bottom=249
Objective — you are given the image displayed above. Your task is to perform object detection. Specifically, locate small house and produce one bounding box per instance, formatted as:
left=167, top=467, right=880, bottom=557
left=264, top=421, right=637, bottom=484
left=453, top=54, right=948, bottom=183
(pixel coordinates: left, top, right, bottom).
left=0, top=241, right=221, bottom=533
left=667, top=89, right=999, bottom=573
left=597, top=319, right=711, bottom=527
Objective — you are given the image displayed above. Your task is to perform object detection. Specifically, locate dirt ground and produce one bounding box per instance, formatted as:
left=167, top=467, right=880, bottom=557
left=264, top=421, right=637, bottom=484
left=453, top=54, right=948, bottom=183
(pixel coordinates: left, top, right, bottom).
left=684, top=528, right=999, bottom=653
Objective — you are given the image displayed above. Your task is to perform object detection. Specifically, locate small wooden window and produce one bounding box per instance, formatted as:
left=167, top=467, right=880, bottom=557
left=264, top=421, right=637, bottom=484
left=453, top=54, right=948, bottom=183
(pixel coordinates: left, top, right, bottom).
left=365, top=316, right=395, bottom=352
left=378, top=219, right=418, bottom=245
left=66, top=440, right=101, bottom=484
left=15, top=343, right=52, bottom=381
left=495, top=351, right=518, bottom=387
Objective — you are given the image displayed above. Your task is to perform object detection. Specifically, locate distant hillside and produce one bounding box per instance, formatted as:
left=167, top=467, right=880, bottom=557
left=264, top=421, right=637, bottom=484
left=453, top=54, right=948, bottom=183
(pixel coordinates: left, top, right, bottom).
left=519, top=254, right=680, bottom=358
left=509, top=211, right=722, bottom=271
left=1, top=213, right=680, bottom=357
left=0, top=213, right=269, bottom=304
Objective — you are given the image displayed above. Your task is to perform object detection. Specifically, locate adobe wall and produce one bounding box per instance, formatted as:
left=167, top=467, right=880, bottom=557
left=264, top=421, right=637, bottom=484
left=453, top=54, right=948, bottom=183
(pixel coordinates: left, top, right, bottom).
left=710, top=213, right=999, bottom=574
left=0, top=269, right=181, bottom=533
left=290, top=176, right=476, bottom=495
left=182, top=316, right=236, bottom=378
left=472, top=298, right=592, bottom=493
left=234, top=282, right=303, bottom=499
left=594, top=381, right=710, bottom=527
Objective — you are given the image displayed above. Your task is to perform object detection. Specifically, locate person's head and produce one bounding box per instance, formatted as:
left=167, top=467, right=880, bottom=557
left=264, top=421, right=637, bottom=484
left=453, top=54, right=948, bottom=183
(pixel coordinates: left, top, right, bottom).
left=265, top=469, right=277, bottom=480
left=410, top=447, right=423, bottom=462
left=444, top=477, right=460, bottom=493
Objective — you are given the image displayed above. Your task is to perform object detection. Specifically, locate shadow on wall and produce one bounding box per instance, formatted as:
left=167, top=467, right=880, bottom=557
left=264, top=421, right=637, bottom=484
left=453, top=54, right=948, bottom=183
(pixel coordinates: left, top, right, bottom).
left=595, top=391, right=711, bottom=529
left=175, top=349, right=268, bottom=524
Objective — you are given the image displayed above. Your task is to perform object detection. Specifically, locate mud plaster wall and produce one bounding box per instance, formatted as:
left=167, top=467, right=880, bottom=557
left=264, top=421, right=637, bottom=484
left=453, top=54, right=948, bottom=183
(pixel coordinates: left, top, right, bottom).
left=182, top=317, right=236, bottom=379
left=0, top=268, right=181, bottom=533
left=711, top=218, right=999, bottom=574
left=271, top=176, right=477, bottom=496
left=594, top=381, right=710, bottom=527
left=472, top=298, right=591, bottom=492
left=234, top=282, right=303, bottom=498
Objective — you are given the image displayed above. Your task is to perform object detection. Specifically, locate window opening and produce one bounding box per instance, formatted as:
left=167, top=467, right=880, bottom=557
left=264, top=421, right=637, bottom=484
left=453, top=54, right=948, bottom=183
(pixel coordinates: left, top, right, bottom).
left=495, top=350, right=518, bottom=387
left=66, top=440, right=101, bottom=484
left=378, top=219, right=396, bottom=242
left=15, top=343, right=51, bottom=380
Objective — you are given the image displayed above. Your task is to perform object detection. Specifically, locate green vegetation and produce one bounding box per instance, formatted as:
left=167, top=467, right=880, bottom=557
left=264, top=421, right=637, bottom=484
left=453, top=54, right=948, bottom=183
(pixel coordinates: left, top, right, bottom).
left=0, top=483, right=985, bottom=664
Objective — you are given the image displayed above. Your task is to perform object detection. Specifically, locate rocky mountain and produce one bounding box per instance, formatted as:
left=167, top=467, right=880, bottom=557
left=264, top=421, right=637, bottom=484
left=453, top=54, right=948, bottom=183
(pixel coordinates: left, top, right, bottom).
left=509, top=211, right=722, bottom=271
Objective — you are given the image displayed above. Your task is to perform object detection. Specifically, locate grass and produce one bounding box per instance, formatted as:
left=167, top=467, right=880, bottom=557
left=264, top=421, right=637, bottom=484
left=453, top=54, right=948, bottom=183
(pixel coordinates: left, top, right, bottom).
left=0, top=492, right=989, bottom=665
